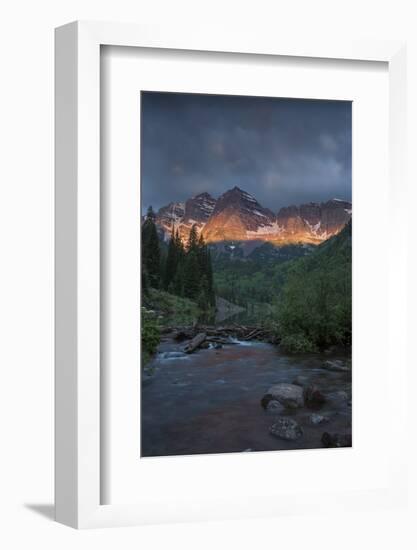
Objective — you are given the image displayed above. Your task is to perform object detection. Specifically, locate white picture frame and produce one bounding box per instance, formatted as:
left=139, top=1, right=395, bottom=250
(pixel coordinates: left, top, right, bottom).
left=55, top=21, right=407, bottom=529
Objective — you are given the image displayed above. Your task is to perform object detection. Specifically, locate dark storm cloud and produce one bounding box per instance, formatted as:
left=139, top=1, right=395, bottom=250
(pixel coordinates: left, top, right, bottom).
left=141, top=92, right=351, bottom=213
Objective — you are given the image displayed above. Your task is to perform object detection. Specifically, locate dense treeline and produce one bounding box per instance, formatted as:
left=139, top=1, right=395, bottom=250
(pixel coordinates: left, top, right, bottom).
left=142, top=206, right=215, bottom=311
left=141, top=207, right=162, bottom=291
left=213, top=249, right=303, bottom=309
left=276, top=221, right=352, bottom=352
left=214, top=263, right=285, bottom=307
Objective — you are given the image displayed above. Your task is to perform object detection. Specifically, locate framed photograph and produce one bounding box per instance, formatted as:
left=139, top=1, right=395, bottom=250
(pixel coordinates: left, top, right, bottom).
left=55, top=21, right=408, bottom=528
left=139, top=91, right=354, bottom=458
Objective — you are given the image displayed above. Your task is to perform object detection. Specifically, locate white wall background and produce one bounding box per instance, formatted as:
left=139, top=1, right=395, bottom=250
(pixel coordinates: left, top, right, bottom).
left=0, top=0, right=416, bottom=547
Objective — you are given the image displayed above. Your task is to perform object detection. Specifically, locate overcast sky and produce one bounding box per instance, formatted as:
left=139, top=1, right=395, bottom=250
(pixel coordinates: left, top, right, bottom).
left=141, top=91, right=351, bottom=214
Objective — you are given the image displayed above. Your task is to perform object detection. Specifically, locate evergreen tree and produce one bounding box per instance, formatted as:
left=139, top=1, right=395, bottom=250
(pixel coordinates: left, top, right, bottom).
left=187, top=224, right=199, bottom=253
left=196, top=233, right=206, bottom=274
left=183, top=250, right=200, bottom=300
left=197, top=275, right=209, bottom=310
left=173, top=262, right=185, bottom=297
left=142, top=206, right=161, bottom=288
left=163, top=227, right=178, bottom=290
left=142, top=266, right=149, bottom=296
left=175, top=229, right=185, bottom=265
left=205, top=249, right=216, bottom=307
left=196, top=233, right=216, bottom=308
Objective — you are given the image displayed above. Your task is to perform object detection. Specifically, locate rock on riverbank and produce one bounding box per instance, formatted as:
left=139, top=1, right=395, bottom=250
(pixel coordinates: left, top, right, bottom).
left=270, top=418, right=303, bottom=441
left=263, top=383, right=305, bottom=409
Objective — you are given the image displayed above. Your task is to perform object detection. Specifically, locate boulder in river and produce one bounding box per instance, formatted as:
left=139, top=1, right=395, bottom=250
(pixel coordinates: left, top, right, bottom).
left=327, top=390, right=349, bottom=405
left=321, top=432, right=352, bottom=448
left=309, top=413, right=329, bottom=425
left=265, top=399, right=285, bottom=414
left=321, top=360, right=349, bottom=372
left=261, top=394, right=274, bottom=409
left=303, top=384, right=326, bottom=407
left=292, top=375, right=309, bottom=387
left=270, top=417, right=303, bottom=441
left=266, top=383, right=304, bottom=409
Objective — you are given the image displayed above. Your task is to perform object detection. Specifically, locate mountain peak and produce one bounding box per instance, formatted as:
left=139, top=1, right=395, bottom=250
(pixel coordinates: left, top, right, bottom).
left=216, top=186, right=265, bottom=209
left=220, top=186, right=257, bottom=203
left=202, top=186, right=276, bottom=242
left=193, top=191, right=213, bottom=200
left=229, top=185, right=254, bottom=198
left=182, top=192, right=217, bottom=228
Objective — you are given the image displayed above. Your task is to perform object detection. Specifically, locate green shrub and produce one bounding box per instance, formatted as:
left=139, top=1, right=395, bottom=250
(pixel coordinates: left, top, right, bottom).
left=280, top=333, right=318, bottom=354
left=141, top=309, right=160, bottom=365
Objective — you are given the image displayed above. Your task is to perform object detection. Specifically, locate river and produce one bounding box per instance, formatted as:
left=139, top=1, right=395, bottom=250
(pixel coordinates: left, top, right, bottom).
left=141, top=335, right=352, bottom=457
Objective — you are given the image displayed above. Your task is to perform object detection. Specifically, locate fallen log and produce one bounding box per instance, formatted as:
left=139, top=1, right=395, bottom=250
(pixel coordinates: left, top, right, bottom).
left=172, top=324, right=275, bottom=346
left=183, top=332, right=207, bottom=354
left=243, top=328, right=261, bottom=340
left=206, top=336, right=239, bottom=345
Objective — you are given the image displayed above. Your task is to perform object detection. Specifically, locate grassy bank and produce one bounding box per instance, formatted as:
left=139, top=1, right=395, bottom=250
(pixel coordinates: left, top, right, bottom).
left=143, top=288, right=201, bottom=326
left=141, top=288, right=202, bottom=367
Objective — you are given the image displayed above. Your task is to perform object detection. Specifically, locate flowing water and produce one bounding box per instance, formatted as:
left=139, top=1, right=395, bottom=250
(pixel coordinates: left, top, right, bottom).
left=141, top=337, right=351, bottom=457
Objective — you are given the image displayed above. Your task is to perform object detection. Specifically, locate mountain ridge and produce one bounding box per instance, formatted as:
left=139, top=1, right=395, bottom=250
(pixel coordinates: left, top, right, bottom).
left=153, top=186, right=351, bottom=246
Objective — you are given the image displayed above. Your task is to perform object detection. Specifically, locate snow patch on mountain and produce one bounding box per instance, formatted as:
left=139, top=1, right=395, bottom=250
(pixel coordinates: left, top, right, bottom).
left=304, top=219, right=322, bottom=234
left=246, top=221, right=284, bottom=237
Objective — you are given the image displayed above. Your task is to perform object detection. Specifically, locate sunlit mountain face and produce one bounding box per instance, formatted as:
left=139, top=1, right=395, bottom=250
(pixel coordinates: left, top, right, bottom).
left=153, top=186, right=351, bottom=247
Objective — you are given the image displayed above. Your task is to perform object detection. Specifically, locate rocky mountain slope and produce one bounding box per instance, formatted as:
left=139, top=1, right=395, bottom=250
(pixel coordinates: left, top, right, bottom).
left=154, top=186, right=351, bottom=246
